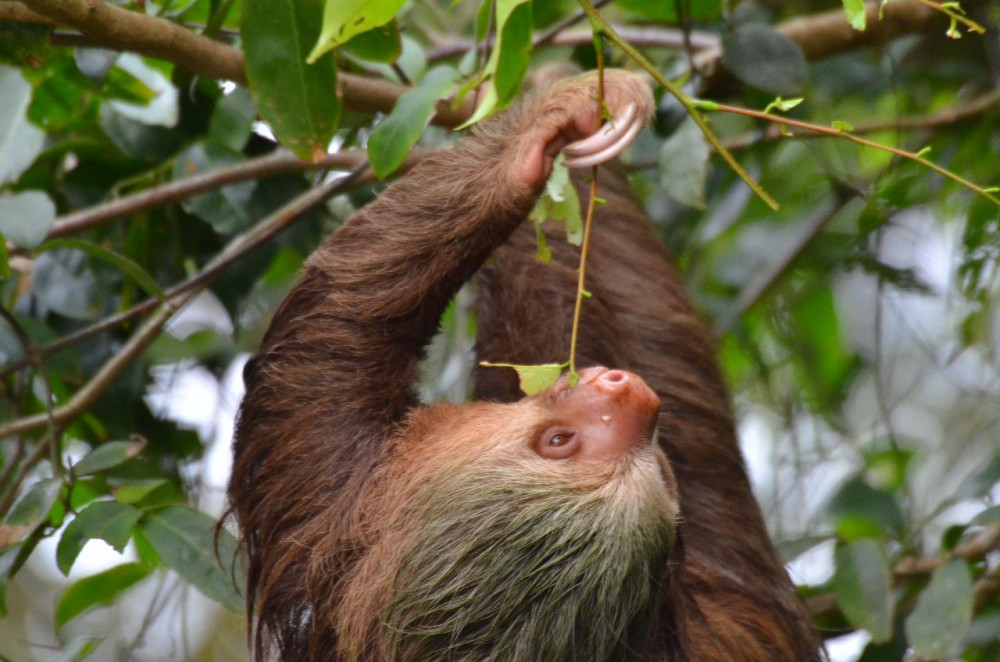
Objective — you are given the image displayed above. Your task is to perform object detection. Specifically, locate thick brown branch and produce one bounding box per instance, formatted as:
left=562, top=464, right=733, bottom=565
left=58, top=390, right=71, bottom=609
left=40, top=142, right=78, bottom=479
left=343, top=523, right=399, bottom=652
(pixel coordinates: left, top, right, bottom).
left=0, top=1, right=54, bottom=24
left=13, top=0, right=475, bottom=127
left=695, top=0, right=957, bottom=95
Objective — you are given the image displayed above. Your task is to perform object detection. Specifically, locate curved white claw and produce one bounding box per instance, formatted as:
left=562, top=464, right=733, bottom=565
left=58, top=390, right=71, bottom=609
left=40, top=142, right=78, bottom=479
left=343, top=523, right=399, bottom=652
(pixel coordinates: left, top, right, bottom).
left=562, top=114, right=643, bottom=169
left=562, top=104, right=638, bottom=157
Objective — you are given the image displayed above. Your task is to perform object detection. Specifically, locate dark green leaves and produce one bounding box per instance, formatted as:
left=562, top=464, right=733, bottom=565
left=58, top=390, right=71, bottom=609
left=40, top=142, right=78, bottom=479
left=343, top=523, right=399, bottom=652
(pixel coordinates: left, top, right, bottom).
left=460, top=0, right=533, bottom=127
left=243, top=0, right=340, bottom=160
left=660, top=118, right=710, bottom=209
left=5, top=478, right=62, bottom=529
left=38, top=239, right=164, bottom=300
left=173, top=142, right=255, bottom=234
left=56, top=501, right=143, bottom=575
left=0, top=65, right=44, bottom=184
left=834, top=539, right=894, bottom=643
left=138, top=507, right=244, bottom=612
left=722, top=24, right=809, bottom=96
left=904, top=560, right=974, bottom=658
left=828, top=477, right=906, bottom=541
left=0, top=190, right=55, bottom=248
left=55, top=563, right=152, bottom=630
left=72, top=439, right=147, bottom=477
left=368, top=66, right=459, bottom=179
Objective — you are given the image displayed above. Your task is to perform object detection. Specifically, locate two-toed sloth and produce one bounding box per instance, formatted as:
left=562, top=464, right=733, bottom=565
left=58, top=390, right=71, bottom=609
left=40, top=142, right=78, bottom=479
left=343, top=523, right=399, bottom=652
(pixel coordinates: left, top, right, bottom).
left=229, top=70, right=818, bottom=662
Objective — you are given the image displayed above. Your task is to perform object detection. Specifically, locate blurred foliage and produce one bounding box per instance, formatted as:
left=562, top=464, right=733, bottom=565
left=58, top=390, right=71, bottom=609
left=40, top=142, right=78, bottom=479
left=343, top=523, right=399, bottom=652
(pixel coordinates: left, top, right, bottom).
left=1, top=0, right=999, bottom=659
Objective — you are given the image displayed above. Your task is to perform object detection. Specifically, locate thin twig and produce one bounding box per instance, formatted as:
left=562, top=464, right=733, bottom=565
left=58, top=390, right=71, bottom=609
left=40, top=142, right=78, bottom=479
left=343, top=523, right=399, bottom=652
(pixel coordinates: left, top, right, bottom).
left=577, top=0, right=780, bottom=211
left=625, top=87, right=1000, bottom=170
left=703, top=101, right=1000, bottom=207
left=568, top=35, right=605, bottom=378
left=0, top=307, right=63, bottom=474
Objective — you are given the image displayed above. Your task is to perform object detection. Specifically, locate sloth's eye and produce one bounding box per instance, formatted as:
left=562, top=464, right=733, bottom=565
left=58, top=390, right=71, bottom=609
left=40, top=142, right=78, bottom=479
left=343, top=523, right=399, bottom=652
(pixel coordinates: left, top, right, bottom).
left=549, top=433, right=573, bottom=447
left=535, top=429, right=580, bottom=459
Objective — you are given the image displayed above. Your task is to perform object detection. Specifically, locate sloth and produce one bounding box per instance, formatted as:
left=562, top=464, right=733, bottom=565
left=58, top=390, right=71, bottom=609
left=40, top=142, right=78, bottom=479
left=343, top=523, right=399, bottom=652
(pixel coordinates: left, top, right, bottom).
left=229, top=70, right=818, bottom=662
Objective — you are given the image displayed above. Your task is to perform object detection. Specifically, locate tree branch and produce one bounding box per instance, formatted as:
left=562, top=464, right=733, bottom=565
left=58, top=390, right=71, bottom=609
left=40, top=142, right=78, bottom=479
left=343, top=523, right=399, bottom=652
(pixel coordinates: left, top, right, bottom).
left=11, top=0, right=965, bottom=133
left=0, top=300, right=184, bottom=439
left=0, top=1, right=54, bottom=24
left=694, top=0, right=963, bottom=95
left=12, top=0, right=475, bottom=127
left=0, top=162, right=372, bottom=381
left=46, top=149, right=367, bottom=239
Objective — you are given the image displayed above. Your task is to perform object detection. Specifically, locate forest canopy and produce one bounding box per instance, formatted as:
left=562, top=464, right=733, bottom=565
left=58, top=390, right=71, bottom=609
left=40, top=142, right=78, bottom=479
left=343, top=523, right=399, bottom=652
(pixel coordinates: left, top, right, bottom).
left=0, top=0, right=999, bottom=659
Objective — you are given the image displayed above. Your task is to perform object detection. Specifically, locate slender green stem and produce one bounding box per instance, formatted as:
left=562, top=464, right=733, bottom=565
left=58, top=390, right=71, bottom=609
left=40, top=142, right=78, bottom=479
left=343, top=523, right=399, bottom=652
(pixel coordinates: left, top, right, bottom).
left=912, top=0, right=985, bottom=35
left=568, top=33, right=606, bottom=380
left=576, top=0, right=780, bottom=211
left=706, top=101, right=1000, bottom=208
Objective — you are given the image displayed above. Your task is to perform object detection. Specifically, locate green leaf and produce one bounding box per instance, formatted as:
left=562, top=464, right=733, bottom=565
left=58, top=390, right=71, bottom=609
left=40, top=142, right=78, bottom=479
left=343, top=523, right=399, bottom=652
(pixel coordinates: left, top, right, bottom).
left=763, top=96, right=804, bottom=114
left=73, top=439, right=147, bottom=476
left=459, top=0, right=533, bottom=128
left=38, top=238, right=164, bottom=300
left=722, top=24, right=809, bottom=96
left=341, top=20, right=402, bottom=63
left=834, top=539, right=894, bottom=643
left=529, top=157, right=583, bottom=246
left=962, top=454, right=1000, bottom=498
left=777, top=534, right=830, bottom=563
left=308, top=0, right=406, bottom=62
left=55, top=562, right=151, bottom=630
left=842, top=0, right=868, bottom=31
left=139, top=507, right=244, bottom=612
left=368, top=66, right=459, bottom=179
left=173, top=141, right=256, bottom=234
left=0, top=190, right=55, bottom=249
left=5, top=478, right=63, bottom=528
left=827, top=477, right=905, bottom=540
left=479, top=361, right=565, bottom=396
left=832, top=120, right=854, bottom=132
left=904, top=560, right=973, bottom=658
left=0, top=65, right=45, bottom=185
left=243, top=0, right=340, bottom=160
left=660, top=117, right=710, bottom=210
left=113, top=479, right=171, bottom=505
left=970, top=504, right=1000, bottom=526
left=56, top=501, right=142, bottom=575
left=30, top=248, right=100, bottom=320
left=208, top=87, right=257, bottom=152
left=103, top=65, right=157, bottom=106
left=0, top=22, right=50, bottom=67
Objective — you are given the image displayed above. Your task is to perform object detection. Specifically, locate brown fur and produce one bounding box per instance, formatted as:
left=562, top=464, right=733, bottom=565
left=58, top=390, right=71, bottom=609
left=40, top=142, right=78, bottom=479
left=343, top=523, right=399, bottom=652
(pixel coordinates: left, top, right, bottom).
left=229, top=71, right=819, bottom=661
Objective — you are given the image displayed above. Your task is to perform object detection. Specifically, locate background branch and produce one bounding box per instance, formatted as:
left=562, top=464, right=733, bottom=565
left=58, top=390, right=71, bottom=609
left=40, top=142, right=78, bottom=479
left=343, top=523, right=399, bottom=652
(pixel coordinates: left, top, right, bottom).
left=8, top=0, right=966, bottom=131
left=0, top=162, right=372, bottom=380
